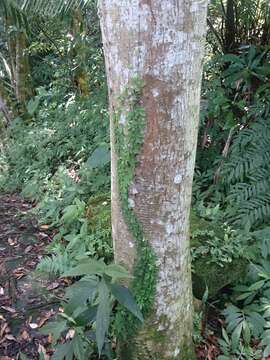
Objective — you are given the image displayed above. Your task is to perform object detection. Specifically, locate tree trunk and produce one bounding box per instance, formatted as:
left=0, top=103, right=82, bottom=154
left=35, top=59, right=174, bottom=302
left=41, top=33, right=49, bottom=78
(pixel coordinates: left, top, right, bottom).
left=0, top=81, right=13, bottom=124
left=5, top=12, right=33, bottom=113
left=6, top=15, right=17, bottom=93
left=71, top=9, right=90, bottom=97
left=98, top=1, right=208, bottom=359
left=0, top=95, right=11, bottom=125
left=224, top=0, right=235, bottom=52
left=15, top=31, right=33, bottom=105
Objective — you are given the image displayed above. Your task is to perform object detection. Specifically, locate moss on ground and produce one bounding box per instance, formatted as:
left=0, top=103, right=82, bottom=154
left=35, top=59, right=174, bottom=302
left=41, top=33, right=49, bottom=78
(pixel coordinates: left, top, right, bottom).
left=190, top=211, right=247, bottom=298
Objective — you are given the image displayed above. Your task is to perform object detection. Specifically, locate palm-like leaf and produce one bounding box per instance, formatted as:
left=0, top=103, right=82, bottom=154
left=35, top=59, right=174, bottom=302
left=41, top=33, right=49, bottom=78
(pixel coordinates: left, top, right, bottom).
left=3, top=0, right=93, bottom=16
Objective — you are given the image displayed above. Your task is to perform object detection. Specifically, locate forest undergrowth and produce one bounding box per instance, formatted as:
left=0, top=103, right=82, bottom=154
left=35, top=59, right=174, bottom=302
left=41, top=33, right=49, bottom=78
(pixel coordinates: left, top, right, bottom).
left=1, top=0, right=270, bottom=359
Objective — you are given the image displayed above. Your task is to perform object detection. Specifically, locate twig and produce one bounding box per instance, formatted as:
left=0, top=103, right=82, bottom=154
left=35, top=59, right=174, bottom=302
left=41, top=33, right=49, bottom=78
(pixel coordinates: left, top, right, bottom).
left=214, top=124, right=239, bottom=183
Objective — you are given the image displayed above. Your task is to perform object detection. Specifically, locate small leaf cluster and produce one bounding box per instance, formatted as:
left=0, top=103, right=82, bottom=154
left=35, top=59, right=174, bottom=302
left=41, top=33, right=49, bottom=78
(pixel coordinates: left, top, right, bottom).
left=191, top=225, right=245, bottom=267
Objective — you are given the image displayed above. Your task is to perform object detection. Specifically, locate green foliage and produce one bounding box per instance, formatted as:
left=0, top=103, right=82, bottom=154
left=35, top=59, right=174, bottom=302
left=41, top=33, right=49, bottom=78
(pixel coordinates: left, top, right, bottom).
left=3, top=0, right=94, bottom=17
left=198, top=45, right=270, bottom=169
left=217, top=328, right=262, bottom=359
left=37, top=252, right=72, bottom=275
left=2, top=87, right=108, bottom=192
left=0, top=10, right=117, bottom=356
left=194, top=43, right=270, bottom=358
left=40, top=259, right=143, bottom=358
left=191, top=224, right=245, bottom=267
left=190, top=207, right=250, bottom=297
left=223, top=119, right=270, bottom=229
left=0, top=3, right=154, bottom=359
left=1, top=82, right=112, bottom=283
left=207, top=0, right=270, bottom=53
left=218, top=256, right=270, bottom=358
left=3, top=1, right=270, bottom=358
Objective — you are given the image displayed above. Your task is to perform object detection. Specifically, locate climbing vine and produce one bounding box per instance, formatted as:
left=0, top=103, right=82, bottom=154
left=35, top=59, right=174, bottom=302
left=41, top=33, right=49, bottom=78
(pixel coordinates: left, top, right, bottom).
left=113, top=76, right=157, bottom=344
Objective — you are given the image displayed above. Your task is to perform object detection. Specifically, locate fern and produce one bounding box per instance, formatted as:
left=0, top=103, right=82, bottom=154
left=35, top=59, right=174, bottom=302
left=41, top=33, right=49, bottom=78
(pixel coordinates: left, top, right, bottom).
left=37, top=253, right=72, bottom=275
left=223, top=120, right=270, bottom=229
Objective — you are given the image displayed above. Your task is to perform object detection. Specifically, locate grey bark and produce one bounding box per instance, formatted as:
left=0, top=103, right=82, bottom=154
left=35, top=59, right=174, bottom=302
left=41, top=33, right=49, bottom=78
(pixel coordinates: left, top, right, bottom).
left=98, top=1, right=208, bottom=358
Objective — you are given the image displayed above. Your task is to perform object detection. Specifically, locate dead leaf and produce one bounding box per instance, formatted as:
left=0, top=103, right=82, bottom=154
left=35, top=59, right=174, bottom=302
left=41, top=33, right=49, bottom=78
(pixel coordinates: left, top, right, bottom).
left=26, top=316, right=32, bottom=326
left=7, top=238, right=17, bottom=246
left=0, top=322, right=9, bottom=338
left=39, top=232, right=49, bottom=238
left=37, top=310, right=54, bottom=328
left=1, top=306, right=16, bottom=313
left=19, top=330, right=30, bottom=341
left=38, top=344, right=50, bottom=360
left=13, top=267, right=26, bottom=279
left=46, top=282, right=59, bottom=291
left=5, top=334, right=16, bottom=341
left=27, top=261, right=37, bottom=267
left=13, top=273, right=25, bottom=280
left=24, top=245, right=33, bottom=254
left=29, top=323, right=38, bottom=329
left=40, top=225, right=49, bottom=230
left=0, top=287, right=4, bottom=295
left=66, top=329, right=75, bottom=340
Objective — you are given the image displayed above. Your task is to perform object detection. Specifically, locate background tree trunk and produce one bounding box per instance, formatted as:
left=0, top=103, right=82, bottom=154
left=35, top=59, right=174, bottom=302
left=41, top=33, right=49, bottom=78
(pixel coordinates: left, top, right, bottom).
left=0, top=95, right=11, bottom=125
left=5, top=13, right=33, bottom=113
left=224, top=0, right=236, bottom=52
left=71, top=8, right=90, bottom=97
left=98, top=1, right=208, bottom=359
left=15, top=31, right=33, bottom=105
left=0, top=81, right=12, bottom=124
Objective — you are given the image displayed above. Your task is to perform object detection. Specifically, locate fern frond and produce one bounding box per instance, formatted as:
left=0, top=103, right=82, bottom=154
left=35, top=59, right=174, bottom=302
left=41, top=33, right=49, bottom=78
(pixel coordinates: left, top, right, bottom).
left=223, top=119, right=270, bottom=228
left=37, top=252, right=72, bottom=275
left=4, top=0, right=93, bottom=16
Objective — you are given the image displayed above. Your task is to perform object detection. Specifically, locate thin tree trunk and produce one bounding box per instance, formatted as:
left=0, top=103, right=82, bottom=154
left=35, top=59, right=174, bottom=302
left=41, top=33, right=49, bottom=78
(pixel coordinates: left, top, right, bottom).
left=0, top=81, right=13, bottom=124
left=0, top=95, right=11, bottom=125
left=15, top=31, right=33, bottom=105
left=261, top=21, right=270, bottom=45
left=6, top=15, right=16, bottom=93
left=71, top=9, right=90, bottom=97
left=224, top=0, right=235, bottom=52
left=5, top=12, right=33, bottom=108
left=98, top=1, right=208, bottom=359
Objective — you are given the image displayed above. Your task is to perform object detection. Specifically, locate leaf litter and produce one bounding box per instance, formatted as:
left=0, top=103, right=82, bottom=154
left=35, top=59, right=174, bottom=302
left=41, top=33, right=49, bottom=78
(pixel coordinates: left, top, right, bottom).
left=0, top=194, right=64, bottom=359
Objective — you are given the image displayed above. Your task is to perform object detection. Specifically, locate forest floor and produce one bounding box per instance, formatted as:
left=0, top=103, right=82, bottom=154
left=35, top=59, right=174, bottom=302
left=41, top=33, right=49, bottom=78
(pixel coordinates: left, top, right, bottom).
left=0, top=193, right=65, bottom=360
left=0, top=193, right=228, bottom=360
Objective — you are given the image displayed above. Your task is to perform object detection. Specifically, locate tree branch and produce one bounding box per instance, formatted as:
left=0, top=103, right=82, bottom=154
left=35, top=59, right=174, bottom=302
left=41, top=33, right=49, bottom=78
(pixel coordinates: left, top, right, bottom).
left=207, top=18, right=224, bottom=52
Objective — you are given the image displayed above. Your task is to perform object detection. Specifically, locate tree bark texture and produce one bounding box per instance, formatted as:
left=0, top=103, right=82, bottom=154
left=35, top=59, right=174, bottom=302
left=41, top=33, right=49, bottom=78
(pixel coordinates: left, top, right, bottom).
left=71, top=9, right=90, bottom=96
left=5, top=12, right=33, bottom=112
left=0, top=82, right=12, bottom=125
left=0, top=95, right=11, bottom=124
left=15, top=31, right=33, bottom=105
left=98, top=1, right=208, bottom=359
